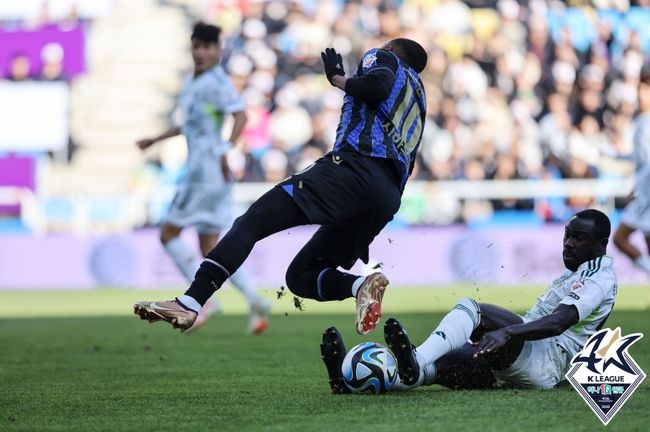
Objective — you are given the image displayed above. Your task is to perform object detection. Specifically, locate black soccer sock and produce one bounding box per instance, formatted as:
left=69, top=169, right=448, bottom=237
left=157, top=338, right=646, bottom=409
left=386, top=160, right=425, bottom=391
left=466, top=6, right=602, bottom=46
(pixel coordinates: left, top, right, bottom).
left=184, top=261, right=229, bottom=306
left=184, top=187, right=309, bottom=306
left=285, top=265, right=358, bottom=301
left=318, top=268, right=359, bottom=301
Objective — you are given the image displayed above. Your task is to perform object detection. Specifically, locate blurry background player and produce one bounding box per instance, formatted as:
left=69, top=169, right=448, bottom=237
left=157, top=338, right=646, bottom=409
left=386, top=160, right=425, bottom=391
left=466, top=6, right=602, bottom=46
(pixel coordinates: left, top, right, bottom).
left=135, top=22, right=270, bottom=334
left=134, top=38, right=428, bottom=335
left=614, top=64, right=650, bottom=277
left=322, top=209, right=616, bottom=392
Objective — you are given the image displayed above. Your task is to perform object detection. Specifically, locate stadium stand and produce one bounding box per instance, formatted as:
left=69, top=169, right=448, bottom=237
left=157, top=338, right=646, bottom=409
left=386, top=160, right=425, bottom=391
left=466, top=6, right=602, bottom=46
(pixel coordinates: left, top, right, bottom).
left=1, top=0, right=648, bottom=232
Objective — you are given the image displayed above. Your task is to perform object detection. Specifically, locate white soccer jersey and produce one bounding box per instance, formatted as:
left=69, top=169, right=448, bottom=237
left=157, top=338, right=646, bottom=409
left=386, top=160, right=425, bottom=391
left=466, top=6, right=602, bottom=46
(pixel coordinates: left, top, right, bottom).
left=163, top=65, right=245, bottom=232
left=523, top=256, right=618, bottom=359
left=176, top=65, right=245, bottom=187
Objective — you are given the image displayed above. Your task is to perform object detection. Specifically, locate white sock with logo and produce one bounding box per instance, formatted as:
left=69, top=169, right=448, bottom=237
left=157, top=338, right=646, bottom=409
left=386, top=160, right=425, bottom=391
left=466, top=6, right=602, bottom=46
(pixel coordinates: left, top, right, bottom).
left=415, top=298, right=481, bottom=368
left=634, top=255, right=650, bottom=275
left=164, top=237, right=201, bottom=282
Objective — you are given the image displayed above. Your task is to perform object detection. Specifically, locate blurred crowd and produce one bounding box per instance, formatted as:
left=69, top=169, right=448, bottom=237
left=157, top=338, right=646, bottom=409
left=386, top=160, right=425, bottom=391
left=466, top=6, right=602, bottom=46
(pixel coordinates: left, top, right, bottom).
left=180, top=0, right=649, bottom=220
left=2, top=0, right=650, bottom=227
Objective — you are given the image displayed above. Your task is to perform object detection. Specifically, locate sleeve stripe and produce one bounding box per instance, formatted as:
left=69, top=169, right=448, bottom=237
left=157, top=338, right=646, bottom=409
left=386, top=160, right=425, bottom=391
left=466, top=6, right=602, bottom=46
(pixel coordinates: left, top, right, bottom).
left=583, top=256, right=603, bottom=278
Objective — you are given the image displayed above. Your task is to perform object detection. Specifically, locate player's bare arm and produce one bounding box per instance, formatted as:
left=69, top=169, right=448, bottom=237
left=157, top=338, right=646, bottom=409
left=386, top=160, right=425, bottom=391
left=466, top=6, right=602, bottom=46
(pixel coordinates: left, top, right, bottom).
left=475, top=304, right=579, bottom=357
left=135, top=126, right=181, bottom=150
left=228, top=110, right=247, bottom=145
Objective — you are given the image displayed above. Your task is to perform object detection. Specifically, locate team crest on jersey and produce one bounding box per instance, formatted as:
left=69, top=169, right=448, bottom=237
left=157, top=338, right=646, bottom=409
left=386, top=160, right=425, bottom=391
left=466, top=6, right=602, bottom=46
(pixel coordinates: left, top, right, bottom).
left=566, top=328, right=645, bottom=425
left=571, top=281, right=584, bottom=290
left=362, top=52, right=377, bottom=69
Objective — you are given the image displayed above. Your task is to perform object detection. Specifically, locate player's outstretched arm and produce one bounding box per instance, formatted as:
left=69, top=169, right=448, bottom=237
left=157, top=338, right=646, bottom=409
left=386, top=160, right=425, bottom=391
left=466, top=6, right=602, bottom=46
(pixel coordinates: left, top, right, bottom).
left=321, top=47, right=395, bottom=102
left=228, top=110, right=247, bottom=146
left=475, top=304, right=579, bottom=357
left=135, top=126, right=182, bottom=150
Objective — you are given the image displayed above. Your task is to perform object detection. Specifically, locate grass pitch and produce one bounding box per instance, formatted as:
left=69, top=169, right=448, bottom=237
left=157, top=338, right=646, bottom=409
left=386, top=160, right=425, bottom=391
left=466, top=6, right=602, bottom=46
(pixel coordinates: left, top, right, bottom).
left=1, top=286, right=648, bottom=431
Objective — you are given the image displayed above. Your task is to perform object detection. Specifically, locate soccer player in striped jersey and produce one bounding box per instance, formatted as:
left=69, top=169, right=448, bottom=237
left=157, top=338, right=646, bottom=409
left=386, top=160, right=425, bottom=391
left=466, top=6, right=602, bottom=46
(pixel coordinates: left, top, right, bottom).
left=134, top=38, right=428, bottom=335
left=614, top=64, right=650, bottom=276
left=321, top=210, right=618, bottom=392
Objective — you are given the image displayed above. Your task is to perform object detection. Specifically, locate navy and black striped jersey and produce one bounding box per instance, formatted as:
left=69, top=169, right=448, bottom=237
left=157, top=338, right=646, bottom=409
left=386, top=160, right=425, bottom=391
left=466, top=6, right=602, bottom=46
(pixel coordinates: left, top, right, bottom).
left=333, top=48, right=427, bottom=188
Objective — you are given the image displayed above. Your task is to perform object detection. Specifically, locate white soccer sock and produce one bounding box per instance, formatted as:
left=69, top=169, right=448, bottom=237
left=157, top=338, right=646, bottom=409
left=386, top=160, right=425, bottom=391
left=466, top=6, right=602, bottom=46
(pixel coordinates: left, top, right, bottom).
left=229, top=269, right=259, bottom=307
left=634, top=255, right=650, bottom=275
left=177, top=294, right=201, bottom=313
left=351, top=276, right=366, bottom=298
left=416, top=298, right=481, bottom=369
left=164, top=237, right=200, bottom=282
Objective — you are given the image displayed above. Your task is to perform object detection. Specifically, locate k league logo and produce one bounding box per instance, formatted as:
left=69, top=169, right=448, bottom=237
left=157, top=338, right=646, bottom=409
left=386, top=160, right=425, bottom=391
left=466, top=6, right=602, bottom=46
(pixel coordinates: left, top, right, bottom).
left=566, top=328, right=646, bottom=425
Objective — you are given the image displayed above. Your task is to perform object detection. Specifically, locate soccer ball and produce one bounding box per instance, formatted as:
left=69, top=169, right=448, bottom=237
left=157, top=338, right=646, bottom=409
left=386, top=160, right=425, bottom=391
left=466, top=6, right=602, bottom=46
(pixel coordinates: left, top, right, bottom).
left=341, top=342, right=398, bottom=394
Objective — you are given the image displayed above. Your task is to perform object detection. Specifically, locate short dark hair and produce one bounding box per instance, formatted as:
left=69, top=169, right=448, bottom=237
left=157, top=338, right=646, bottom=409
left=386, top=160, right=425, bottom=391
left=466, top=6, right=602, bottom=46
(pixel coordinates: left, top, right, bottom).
left=574, top=209, right=611, bottom=240
left=191, top=22, right=221, bottom=44
left=389, top=38, right=428, bottom=73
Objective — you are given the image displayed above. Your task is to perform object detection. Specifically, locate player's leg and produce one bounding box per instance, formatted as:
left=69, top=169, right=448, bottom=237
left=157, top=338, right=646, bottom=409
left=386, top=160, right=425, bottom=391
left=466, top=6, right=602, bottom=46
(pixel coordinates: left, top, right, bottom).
left=385, top=300, right=524, bottom=387
left=614, top=223, right=650, bottom=274
left=426, top=304, right=526, bottom=389
left=613, top=222, right=642, bottom=261
left=160, top=223, right=200, bottom=282
left=185, top=232, right=223, bottom=332
left=284, top=223, right=362, bottom=302
left=198, top=232, right=262, bottom=311
left=229, top=268, right=271, bottom=335
left=429, top=344, right=497, bottom=389
left=135, top=181, right=209, bottom=329
left=284, top=219, right=390, bottom=334
left=284, top=152, right=397, bottom=334
left=469, top=303, right=525, bottom=370
left=615, top=203, right=650, bottom=274
left=213, top=228, right=271, bottom=335
left=136, top=224, right=215, bottom=330
left=635, top=233, right=650, bottom=275
left=638, top=232, right=650, bottom=275
left=180, top=187, right=309, bottom=312
left=135, top=187, right=308, bottom=331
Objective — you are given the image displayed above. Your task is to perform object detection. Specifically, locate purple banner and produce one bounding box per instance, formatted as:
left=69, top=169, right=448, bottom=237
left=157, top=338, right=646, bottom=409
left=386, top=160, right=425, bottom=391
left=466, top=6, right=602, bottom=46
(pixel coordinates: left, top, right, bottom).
left=0, top=154, right=36, bottom=214
left=0, top=24, right=86, bottom=79
left=0, top=155, right=36, bottom=188
left=0, top=225, right=647, bottom=290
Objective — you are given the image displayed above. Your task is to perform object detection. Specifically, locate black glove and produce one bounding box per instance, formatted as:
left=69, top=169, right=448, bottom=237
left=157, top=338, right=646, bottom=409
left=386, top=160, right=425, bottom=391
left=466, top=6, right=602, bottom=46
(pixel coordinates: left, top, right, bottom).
left=321, top=47, right=345, bottom=83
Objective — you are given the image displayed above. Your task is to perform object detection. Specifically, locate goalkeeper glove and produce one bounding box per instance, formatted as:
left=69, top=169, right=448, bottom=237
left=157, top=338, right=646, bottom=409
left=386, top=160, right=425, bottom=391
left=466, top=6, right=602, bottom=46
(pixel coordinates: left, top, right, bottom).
left=321, top=47, right=345, bottom=83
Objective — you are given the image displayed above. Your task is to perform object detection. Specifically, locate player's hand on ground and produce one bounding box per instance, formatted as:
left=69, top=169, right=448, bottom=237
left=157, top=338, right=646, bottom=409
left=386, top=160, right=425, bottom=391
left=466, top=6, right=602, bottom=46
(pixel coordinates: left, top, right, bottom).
left=136, top=138, right=155, bottom=150
left=474, top=329, right=511, bottom=358
left=321, top=47, right=345, bottom=83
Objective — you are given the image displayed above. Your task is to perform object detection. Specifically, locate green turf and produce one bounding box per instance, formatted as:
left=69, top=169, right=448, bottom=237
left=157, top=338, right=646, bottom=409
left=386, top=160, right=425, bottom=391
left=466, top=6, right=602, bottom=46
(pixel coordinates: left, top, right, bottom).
left=1, top=289, right=649, bottom=431
left=0, top=285, right=648, bottom=318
